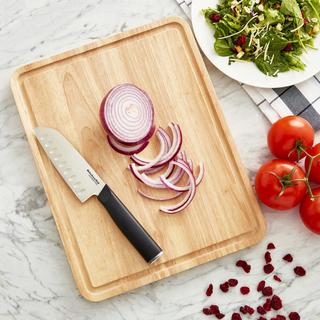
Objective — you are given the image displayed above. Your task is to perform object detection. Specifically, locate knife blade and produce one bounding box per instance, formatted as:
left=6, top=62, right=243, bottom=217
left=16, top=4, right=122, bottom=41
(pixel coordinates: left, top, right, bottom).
left=34, top=127, right=163, bottom=264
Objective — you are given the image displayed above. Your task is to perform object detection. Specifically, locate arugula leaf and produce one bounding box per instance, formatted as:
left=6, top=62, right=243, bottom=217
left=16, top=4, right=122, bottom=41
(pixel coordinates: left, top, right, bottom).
left=214, top=39, right=233, bottom=56
left=255, top=56, right=290, bottom=76
left=265, top=8, right=286, bottom=25
left=283, top=52, right=305, bottom=70
left=280, top=0, right=304, bottom=27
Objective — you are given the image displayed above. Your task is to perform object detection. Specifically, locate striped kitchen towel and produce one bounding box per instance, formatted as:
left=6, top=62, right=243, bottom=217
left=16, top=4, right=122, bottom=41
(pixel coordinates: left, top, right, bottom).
left=175, top=0, right=320, bottom=131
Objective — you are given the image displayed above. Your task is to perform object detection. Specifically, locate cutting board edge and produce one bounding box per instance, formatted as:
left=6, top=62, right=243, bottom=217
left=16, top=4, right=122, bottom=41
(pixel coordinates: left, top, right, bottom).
left=75, top=224, right=267, bottom=302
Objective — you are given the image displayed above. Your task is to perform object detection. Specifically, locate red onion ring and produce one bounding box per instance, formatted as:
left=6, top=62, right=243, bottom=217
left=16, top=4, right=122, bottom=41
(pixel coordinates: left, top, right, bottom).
left=133, top=131, right=167, bottom=171
left=100, top=83, right=154, bottom=146
left=141, top=128, right=172, bottom=174
left=130, top=123, right=182, bottom=167
left=137, top=189, right=182, bottom=201
left=160, top=161, right=196, bottom=214
left=107, top=135, right=149, bottom=156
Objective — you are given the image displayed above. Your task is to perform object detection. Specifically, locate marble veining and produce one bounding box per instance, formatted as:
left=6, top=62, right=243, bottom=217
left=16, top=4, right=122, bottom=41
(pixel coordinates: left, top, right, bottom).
left=0, top=0, right=319, bottom=319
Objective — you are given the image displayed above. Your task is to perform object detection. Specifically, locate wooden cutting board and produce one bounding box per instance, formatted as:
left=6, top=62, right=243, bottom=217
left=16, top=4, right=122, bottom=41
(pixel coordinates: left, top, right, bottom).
left=11, top=17, right=266, bottom=302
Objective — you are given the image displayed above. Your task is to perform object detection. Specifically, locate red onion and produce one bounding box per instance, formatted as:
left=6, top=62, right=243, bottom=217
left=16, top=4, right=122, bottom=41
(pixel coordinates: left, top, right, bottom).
left=160, top=160, right=196, bottom=213
left=131, top=123, right=182, bottom=167
left=137, top=189, right=182, bottom=201
left=100, top=83, right=154, bottom=146
left=107, top=135, right=149, bottom=156
left=133, top=131, right=167, bottom=171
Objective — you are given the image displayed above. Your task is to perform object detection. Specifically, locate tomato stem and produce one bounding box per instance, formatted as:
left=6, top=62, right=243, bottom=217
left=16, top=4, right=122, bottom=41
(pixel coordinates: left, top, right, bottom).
left=297, top=146, right=320, bottom=200
left=269, top=145, right=320, bottom=201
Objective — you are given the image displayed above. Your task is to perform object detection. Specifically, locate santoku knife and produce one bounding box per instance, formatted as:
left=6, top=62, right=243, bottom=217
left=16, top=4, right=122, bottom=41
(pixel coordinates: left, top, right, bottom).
left=34, top=127, right=163, bottom=264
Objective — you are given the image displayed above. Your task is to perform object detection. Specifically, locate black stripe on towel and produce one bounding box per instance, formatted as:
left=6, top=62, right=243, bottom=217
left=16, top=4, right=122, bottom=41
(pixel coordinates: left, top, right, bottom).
left=299, top=106, right=320, bottom=131
left=277, top=86, right=311, bottom=115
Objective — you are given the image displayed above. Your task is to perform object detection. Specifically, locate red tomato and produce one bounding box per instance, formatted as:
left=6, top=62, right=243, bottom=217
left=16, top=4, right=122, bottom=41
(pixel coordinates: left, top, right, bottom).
left=300, top=188, right=320, bottom=234
left=255, top=159, right=307, bottom=210
left=267, top=116, right=314, bottom=161
left=304, top=143, right=320, bottom=184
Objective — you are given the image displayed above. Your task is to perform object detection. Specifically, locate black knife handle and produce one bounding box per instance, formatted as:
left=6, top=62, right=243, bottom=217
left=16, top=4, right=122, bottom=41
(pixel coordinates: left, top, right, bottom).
left=97, top=185, right=163, bottom=264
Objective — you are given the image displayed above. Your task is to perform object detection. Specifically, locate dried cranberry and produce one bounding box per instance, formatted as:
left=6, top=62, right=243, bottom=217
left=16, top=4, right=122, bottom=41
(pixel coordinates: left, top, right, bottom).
left=273, top=275, right=282, bottom=282
left=289, top=312, right=300, bottom=320
left=245, top=305, right=254, bottom=315
left=271, top=295, right=283, bottom=310
left=203, top=308, right=212, bottom=315
left=228, top=278, right=238, bottom=287
left=304, top=18, right=309, bottom=24
left=220, top=282, right=229, bottom=292
left=262, top=286, right=273, bottom=296
left=264, top=264, right=274, bottom=274
left=216, top=313, right=225, bottom=319
left=210, top=305, right=220, bottom=315
left=243, top=264, right=251, bottom=273
left=283, top=43, right=293, bottom=52
left=257, top=306, right=266, bottom=315
left=258, top=318, right=267, bottom=320
left=231, top=312, right=242, bottom=320
left=235, top=35, right=247, bottom=46
left=210, top=13, right=221, bottom=23
left=265, top=251, right=272, bottom=263
left=236, top=260, right=251, bottom=273
left=240, top=286, right=250, bottom=295
left=283, top=254, right=293, bottom=262
left=294, top=266, right=306, bottom=276
left=206, top=283, right=213, bottom=296
left=267, top=243, right=276, bottom=250
left=257, top=280, right=266, bottom=292
left=263, top=298, right=272, bottom=311
left=239, top=306, right=247, bottom=315
left=276, top=315, right=286, bottom=320
left=236, top=260, right=246, bottom=267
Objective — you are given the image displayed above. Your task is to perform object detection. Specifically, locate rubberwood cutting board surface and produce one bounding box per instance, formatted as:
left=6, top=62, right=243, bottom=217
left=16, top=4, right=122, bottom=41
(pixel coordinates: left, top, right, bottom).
left=11, top=17, right=266, bottom=301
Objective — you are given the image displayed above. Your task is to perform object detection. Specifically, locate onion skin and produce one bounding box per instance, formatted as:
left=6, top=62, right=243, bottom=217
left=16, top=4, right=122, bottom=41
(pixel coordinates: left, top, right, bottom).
left=100, top=83, right=155, bottom=146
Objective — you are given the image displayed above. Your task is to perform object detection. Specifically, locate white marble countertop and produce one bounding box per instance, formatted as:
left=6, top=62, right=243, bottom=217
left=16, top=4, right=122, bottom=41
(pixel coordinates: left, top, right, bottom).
left=0, top=1, right=319, bottom=319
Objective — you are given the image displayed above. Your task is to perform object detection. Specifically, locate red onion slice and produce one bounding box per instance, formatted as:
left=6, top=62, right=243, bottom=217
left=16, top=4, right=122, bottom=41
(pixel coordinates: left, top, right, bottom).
left=137, top=189, right=182, bottom=201
left=195, top=162, right=205, bottom=185
left=160, top=161, right=196, bottom=214
left=131, top=123, right=182, bottom=167
left=100, top=83, right=154, bottom=145
left=133, top=131, right=167, bottom=171
left=140, top=128, right=172, bottom=174
left=160, top=160, right=204, bottom=191
left=130, top=162, right=176, bottom=188
left=107, top=135, right=148, bottom=155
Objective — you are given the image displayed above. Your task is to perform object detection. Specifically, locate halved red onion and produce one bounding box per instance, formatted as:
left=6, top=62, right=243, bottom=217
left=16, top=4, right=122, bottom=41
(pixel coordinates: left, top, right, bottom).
left=100, top=83, right=154, bottom=145
left=107, top=135, right=149, bottom=156
left=131, top=123, right=182, bottom=168
left=160, top=161, right=196, bottom=214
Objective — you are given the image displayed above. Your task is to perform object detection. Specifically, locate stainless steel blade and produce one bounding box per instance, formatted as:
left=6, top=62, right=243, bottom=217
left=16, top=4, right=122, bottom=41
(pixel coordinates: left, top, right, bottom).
left=34, top=127, right=104, bottom=202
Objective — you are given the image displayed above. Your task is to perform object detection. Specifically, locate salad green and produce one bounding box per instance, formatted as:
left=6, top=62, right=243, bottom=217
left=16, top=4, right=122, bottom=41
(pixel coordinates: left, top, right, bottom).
left=202, top=0, right=320, bottom=76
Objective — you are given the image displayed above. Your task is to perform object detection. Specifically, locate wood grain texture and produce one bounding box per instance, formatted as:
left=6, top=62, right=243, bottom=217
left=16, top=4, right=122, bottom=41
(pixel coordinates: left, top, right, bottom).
left=11, top=17, right=266, bottom=302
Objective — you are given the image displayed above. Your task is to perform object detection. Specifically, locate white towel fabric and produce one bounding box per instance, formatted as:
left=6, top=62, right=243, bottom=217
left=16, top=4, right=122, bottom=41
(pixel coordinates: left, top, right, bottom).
left=175, top=0, right=320, bottom=131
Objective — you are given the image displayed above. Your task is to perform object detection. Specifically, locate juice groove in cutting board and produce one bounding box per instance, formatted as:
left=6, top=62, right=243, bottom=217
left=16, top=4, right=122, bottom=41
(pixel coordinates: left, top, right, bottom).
left=11, top=17, right=266, bottom=301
